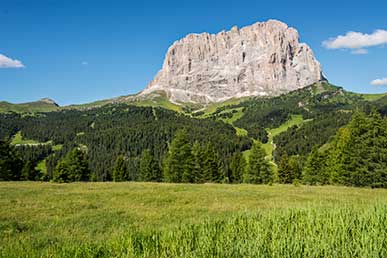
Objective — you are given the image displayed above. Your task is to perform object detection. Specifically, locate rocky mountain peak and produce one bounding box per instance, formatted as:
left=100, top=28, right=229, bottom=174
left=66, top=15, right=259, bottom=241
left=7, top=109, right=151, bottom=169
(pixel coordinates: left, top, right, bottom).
left=141, top=19, right=323, bottom=104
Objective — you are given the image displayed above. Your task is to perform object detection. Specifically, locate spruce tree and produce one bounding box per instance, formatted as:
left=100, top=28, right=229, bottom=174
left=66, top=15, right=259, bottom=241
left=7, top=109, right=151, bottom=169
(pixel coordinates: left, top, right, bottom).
left=302, top=146, right=329, bottom=185
left=163, top=129, right=193, bottom=183
left=244, top=142, right=273, bottom=184
left=139, top=149, right=161, bottom=182
left=0, top=140, right=23, bottom=181
left=201, top=143, right=221, bottom=183
left=53, top=148, right=90, bottom=182
left=21, top=160, right=40, bottom=181
left=229, top=152, right=246, bottom=183
left=326, top=109, right=387, bottom=187
left=278, top=153, right=291, bottom=184
left=277, top=154, right=303, bottom=184
left=192, top=141, right=204, bottom=183
left=112, top=155, right=127, bottom=182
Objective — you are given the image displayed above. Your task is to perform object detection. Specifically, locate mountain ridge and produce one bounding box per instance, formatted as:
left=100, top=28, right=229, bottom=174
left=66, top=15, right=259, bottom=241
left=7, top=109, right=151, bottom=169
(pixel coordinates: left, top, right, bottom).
left=141, top=19, right=323, bottom=103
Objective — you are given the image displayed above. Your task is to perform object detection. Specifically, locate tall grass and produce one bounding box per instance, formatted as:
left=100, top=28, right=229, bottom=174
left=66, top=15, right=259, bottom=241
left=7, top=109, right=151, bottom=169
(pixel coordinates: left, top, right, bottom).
left=2, top=205, right=387, bottom=257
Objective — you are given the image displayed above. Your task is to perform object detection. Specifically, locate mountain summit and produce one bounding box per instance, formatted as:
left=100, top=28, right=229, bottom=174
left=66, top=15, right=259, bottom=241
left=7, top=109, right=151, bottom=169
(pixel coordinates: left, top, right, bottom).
left=141, top=20, right=323, bottom=104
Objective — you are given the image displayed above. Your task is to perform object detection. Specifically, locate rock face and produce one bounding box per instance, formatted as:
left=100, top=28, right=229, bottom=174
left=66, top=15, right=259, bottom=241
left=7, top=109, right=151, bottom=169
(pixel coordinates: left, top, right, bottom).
left=141, top=20, right=323, bottom=104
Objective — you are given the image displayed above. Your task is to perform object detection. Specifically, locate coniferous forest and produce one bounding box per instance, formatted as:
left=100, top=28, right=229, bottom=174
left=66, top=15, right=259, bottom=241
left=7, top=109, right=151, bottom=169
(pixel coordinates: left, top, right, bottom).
left=1, top=83, right=387, bottom=187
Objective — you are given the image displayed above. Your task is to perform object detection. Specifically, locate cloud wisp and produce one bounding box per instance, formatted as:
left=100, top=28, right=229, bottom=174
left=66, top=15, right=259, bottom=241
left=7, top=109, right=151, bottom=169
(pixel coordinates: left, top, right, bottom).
left=371, top=78, right=387, bottom=86
left=323, top=29, right=387, bottom=54
left=0, top=53, right=25, bottom=68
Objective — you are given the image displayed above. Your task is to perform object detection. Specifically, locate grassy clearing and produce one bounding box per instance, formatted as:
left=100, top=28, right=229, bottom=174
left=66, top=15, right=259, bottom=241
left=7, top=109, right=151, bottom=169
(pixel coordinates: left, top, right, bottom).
left=260, top=115, right=307, bottom=161
left=132, top=98, right=182, bottom=113
left=0, top=101, right=59, bottom=113
left=1, top=182, right=387, bottom=257
left=359, top=93, right=387, bottom=101
left=10, top=131, right=40, bottom=145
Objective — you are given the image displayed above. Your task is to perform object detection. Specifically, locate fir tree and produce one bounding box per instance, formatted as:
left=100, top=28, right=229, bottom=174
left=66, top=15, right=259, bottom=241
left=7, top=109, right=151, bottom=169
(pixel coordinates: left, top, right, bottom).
left=229, top=152, right=246, bottom=183
left=21, top=160, right=40, bottom=181
left=244, top=142, right=273, bottom=184
left=302, top=146, right=329, bottom=185
left=163, top=129, right=193, bottom=183
left=53, top=148, right=90, bottom=183
left=201, top=143, right=221, bottom=183
left=191, top=141, right=204, bottom=183
left=112, top=155, right=127, bottom=182
left=139, top=149, right=161, bottom=182
left=0, top=140, right=23, bottom=181
left=278, top=154, right=303, bottom=184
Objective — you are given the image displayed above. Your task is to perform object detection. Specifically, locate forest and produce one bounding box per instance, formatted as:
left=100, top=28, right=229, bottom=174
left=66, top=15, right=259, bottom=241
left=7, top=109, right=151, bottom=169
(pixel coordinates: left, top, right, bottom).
left=1, top=83, right=387, bottom=187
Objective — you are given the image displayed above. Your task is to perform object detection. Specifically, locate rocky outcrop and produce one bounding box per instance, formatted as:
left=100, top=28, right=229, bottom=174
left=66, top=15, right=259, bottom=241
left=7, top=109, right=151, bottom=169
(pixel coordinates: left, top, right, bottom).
left=140, top=20, right=323, bottom=104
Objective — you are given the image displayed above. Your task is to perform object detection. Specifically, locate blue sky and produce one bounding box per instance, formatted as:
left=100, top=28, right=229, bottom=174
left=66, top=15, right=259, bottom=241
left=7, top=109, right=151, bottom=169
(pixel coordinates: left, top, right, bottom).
left=1, top=0, right=386, bottom=105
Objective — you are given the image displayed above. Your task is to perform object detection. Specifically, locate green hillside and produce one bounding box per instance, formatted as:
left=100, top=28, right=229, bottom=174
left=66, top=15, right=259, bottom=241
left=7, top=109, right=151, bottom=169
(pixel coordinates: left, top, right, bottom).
left=0, top=99, right=59, bottom=113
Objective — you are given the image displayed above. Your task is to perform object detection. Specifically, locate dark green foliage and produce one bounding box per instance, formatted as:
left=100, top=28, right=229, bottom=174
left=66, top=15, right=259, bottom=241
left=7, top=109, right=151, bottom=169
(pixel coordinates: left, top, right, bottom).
left=163, top=129, right=194, bottom=183
left=302, top=146, right=329, bottom=185
left=53, top=148, right=90, bottom=183
left=0, top=140, right=23, bottom=181
left=15, top=144, right=52, bottom=163
left=244, top=142, right=273, bottom=184
left=139, top=150, right=161, bottom=182
left=200, top=143, right=222, bottom=183
left=232, top=82, right=359, bottom=140
left=228, top=152, right=246, bottom=183
left=278, top=154, right=303, bottom=184
left=112, top=155, right=129, bottom=182
left=273, top=111, right=351, bottom=161
left=326, top=110, right=387, bottom=187
left=191, top=141, right=205, bottom=183
left=21, top=160, right=41, bottom=181
left=0, top=105, right=251, bottom=181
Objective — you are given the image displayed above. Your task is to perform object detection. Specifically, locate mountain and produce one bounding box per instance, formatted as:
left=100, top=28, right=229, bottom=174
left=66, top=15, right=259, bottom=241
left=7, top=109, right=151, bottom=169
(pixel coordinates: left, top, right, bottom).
left=0, top=98, right=59, bottom=113
left=141, top=20, right=323, bottom=104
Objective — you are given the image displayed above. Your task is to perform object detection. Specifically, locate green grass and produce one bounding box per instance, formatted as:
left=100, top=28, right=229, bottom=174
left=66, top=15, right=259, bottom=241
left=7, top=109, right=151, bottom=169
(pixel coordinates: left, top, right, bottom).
left=359, top=93, right=387, bottom=101
left=52, top=144, right=63, bottom=151
left=268, top=115, right=305, bottom=137
left=10, top=131, right=40, bottom=145
left=0, top=101, right=59, bottom=113
left=132, top=97, right=182, bottom=113
left=1, top=182, right=387, bottom=257
left=35, top=160, right=47, bottom=174
left=260, top=115, right=308, bottom=161
left=201, top=98, right=247, bottom=115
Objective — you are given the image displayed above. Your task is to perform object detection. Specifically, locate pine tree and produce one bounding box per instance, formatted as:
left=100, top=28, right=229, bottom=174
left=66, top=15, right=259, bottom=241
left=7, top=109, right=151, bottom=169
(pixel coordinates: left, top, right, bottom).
left=0, top=140, right=23, bottom=181
left=163, top=129, right=193, bottom=183
left=139, top=149, right=161, bottom=182
left=277, top=154, right=303, bottom=184
left=278, top=153, right=291, bottom=184
left=229, top=152, right=246, bottom=183
left=53, top=148, right=90, bottom=183
left=201, top=143, right=221, bottom=183
left=21, top=160, right=40, bottom=181
left=244, top=142, right=273, bottom=184
left=191, top=141, right=204, bottom=183
left=326, top=109, right=387, bottom=187
left=302, top=146, right=329, bottom=185
left=53, top=160, right=71, bottom=183
left=112, top=155, right=127, bottom=182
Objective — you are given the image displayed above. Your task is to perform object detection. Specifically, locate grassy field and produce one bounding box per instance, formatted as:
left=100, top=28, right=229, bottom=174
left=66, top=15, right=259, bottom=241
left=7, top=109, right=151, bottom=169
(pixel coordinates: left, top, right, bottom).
left=10, top=131, right=40, bottom=145
left=1, top=182, right=387, bottom=257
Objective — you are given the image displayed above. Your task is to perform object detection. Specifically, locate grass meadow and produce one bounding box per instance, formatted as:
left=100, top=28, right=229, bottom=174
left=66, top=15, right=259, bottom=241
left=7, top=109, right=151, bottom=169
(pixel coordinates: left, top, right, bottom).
left=1, top=182, right=387, bottom=257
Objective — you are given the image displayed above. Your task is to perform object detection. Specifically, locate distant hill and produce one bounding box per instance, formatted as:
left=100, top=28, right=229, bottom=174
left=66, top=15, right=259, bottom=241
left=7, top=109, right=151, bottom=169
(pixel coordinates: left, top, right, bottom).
left=0, top=98, right=59, bottom=113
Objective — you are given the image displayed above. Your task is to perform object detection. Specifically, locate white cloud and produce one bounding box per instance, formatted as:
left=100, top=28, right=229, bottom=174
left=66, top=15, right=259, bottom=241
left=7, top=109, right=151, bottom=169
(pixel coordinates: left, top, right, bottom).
left=322, top=29, right=387, bottom=53
left=0, top=53, right=25, bottom=68
left=371, top=78, right=387, bottom=86
left=351, top=48, right=368, bottom=55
